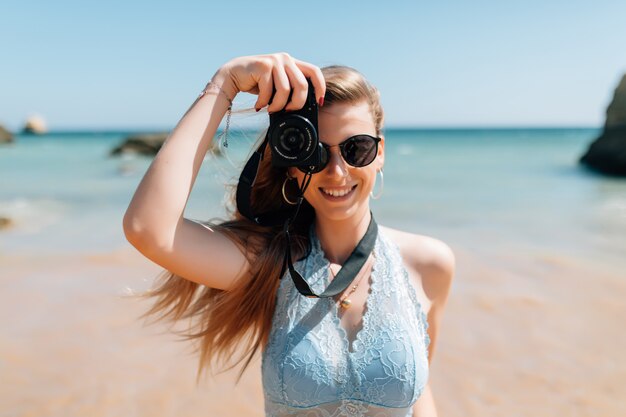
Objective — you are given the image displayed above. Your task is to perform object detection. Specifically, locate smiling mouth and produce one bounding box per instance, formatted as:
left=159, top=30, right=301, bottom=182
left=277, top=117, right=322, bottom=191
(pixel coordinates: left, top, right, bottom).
left=319, top=185, right=358, bottom=199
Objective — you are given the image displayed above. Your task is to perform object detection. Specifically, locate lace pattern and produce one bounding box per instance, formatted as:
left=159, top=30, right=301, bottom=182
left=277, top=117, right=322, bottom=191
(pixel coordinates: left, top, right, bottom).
left=262, top=228, right=430, bottom=417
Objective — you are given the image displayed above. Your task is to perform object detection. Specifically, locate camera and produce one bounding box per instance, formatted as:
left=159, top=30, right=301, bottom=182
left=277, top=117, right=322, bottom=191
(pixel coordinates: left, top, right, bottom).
left=267, top=79, right=323, bottom=172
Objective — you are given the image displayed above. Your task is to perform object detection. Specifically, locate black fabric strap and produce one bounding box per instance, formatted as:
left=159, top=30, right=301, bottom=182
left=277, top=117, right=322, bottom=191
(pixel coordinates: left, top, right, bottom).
left=236, top=137, right=294, bottom=226
left=283, top=215, right=378, bottom=298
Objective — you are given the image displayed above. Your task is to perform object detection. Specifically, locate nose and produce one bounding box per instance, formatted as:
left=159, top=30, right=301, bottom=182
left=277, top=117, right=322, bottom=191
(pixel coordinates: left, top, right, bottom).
left=324, top=146, right=348, bottom=177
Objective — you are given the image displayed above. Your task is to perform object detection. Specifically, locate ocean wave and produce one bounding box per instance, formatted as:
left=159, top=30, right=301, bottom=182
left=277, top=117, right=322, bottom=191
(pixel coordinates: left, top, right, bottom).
left=0, top=198, right=68, bottom=233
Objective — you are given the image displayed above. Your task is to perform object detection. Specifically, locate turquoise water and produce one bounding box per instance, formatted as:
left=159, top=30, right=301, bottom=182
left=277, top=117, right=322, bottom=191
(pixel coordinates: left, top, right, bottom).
left=1, top=128, right=624, bottom=270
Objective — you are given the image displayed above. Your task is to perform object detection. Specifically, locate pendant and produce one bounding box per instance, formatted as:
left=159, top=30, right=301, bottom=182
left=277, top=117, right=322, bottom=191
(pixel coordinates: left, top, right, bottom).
left=340, top=299, right=352, bottom=309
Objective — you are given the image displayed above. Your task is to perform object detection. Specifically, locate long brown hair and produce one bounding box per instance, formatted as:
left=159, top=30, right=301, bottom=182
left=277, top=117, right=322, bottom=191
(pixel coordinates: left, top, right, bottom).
left=133, top=65, right=385, bottom=384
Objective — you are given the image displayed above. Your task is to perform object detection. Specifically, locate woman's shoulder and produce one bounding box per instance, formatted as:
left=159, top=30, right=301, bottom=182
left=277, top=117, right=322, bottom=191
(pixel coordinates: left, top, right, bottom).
left=379, top=225, right=456, bottom=300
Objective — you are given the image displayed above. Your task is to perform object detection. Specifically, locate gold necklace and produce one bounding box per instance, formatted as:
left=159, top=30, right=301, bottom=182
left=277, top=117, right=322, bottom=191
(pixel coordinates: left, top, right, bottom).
left=329, top=253, right=374, bottom=309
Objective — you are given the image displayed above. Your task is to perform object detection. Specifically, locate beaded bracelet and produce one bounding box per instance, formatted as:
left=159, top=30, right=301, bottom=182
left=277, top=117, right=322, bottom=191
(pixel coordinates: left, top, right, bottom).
left=198, top=82, right=234, bottom=148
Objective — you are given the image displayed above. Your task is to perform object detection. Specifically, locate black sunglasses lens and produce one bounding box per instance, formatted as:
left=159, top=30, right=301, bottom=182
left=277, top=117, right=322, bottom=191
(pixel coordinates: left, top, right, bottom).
left=312, top=146, right=329, bottom=173
left=298, top=145, right=329, bottom=173
left=343, top=135, right=378, bottom=167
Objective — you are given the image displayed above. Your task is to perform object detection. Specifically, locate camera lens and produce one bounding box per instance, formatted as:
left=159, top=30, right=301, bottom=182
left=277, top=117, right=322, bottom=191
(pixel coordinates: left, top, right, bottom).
left=275, top=126, right=311, bottom=160
left=268, top=113, right=318, bottom=167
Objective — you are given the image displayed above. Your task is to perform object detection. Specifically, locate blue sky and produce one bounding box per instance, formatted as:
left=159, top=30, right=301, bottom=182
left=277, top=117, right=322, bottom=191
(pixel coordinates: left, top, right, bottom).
left=1, top=0, right=625, bottom=130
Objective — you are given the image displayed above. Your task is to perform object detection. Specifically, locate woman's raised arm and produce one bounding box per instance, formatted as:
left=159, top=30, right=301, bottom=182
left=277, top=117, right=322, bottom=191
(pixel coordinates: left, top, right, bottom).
left=122, top=53, right=325, bottom=290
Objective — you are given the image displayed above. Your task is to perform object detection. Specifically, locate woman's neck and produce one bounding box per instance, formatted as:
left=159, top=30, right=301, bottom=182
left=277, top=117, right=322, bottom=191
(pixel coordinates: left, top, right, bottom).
left=314, top=208, right=372, bottom=265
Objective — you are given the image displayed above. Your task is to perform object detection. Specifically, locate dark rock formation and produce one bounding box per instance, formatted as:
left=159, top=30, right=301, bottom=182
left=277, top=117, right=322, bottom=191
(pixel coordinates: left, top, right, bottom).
left=580, top=74, right=626, bottom=176
left=604, top=75, right=626, bottom=127
left=0, top=217, right=13, bottom=230
left=0, top=125, right=13, bottom=143
left=110, top=132, right=223, bottom=157
left=110, top=133, right=169, bottom=156
left=580, top=126, right=626, bottom=176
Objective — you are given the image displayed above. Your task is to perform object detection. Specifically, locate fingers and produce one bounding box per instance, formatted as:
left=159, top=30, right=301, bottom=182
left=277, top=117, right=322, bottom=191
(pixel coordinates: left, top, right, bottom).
left=267, top=65, right=291, bottom=113
left=252, top=53, right=326, bottom=113
left=283, top=63, right=309, bottom=111
left=294, top=59, right=326, bottom=107
left=223, top=53, right=326, bottom=112
left=254, top=70, right=273, bottom=111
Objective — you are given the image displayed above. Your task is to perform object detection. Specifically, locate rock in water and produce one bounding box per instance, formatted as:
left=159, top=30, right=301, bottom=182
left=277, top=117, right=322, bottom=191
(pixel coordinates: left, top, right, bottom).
left=580, top=74, right=626, bottom=176
left=0, top=125, right=13, bottom=143
left=110, top=133, right=169, bottom=156
left=110, top=132, right=223, bottom=157
left=580, top=126, right=626, bottom=176
left=22, top=115, right=48, bottom=134
left=0, top=217, right=13, bottom=230
left=605, top=75, right=626, bottom=127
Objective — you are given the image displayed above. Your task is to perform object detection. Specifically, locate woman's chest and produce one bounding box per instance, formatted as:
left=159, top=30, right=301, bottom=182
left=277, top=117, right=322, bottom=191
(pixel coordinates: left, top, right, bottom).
left=261, top=234, right=431, bottom=409
left=263, top=295, right=429, bottom=408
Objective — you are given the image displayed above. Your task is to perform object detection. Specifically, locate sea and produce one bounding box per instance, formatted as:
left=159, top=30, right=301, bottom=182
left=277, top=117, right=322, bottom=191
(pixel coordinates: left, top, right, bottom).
left=1, top=128, right=625, bottom=273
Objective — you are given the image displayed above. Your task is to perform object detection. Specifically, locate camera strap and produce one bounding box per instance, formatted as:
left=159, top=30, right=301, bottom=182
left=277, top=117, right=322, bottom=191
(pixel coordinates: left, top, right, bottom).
left=236, top=136, right=296, bottom=226
left=282, top=213, right=378, bottom=298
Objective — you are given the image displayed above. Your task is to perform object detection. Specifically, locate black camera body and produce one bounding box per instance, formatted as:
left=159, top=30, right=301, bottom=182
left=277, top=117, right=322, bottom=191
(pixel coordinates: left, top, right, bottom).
left=267, top=79, right=323, bottom=172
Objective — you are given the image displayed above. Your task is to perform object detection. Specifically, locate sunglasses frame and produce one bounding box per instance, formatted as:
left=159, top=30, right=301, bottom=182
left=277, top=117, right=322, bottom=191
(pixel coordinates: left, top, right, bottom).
left=298, top=134, right=382, bottom=173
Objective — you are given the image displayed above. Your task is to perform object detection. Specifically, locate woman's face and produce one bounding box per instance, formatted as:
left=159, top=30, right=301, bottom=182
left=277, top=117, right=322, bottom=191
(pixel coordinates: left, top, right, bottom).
left=289, top=100, right=385, bottom=223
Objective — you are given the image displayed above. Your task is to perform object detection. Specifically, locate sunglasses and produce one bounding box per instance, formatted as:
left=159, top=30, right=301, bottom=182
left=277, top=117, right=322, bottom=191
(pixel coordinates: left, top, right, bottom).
left=298, top=134, right=382, bottom=173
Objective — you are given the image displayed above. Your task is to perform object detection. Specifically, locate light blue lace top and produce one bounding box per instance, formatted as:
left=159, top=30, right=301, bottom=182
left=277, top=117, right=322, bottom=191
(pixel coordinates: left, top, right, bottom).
left=262, top=228, right=431, bottom=417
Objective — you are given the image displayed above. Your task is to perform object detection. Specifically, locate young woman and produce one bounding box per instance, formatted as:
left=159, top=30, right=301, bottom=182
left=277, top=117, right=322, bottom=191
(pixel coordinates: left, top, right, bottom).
left=124, top=52, right=455, bottom=417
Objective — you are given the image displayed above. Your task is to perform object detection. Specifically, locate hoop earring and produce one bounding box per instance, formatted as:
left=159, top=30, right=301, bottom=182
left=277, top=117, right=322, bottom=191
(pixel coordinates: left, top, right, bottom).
left=370, top=169, right=384, bottom=200
left=282, top=176, right=299, bottom=205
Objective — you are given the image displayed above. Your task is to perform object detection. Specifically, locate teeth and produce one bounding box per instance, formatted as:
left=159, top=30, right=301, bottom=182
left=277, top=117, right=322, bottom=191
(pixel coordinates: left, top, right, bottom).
left=321, top=187, right=353, bottom=197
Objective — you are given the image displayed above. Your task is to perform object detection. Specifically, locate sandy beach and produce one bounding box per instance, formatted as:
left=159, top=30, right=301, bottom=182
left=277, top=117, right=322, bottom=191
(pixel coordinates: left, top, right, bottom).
left=2, top=239, right=624, bottom=417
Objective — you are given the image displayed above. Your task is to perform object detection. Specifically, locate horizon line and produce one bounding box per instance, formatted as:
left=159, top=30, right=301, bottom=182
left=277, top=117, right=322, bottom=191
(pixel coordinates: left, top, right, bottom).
left=6, top=124, right=603, bottom=134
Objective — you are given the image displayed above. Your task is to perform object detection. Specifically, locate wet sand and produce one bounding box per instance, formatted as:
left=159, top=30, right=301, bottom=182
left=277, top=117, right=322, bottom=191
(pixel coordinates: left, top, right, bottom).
left=1, top=243, right=625, bottom=417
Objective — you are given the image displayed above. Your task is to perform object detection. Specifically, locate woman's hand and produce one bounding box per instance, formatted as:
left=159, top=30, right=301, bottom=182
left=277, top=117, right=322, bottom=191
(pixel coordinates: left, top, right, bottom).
left=215, top=52, right=326, bottom=113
